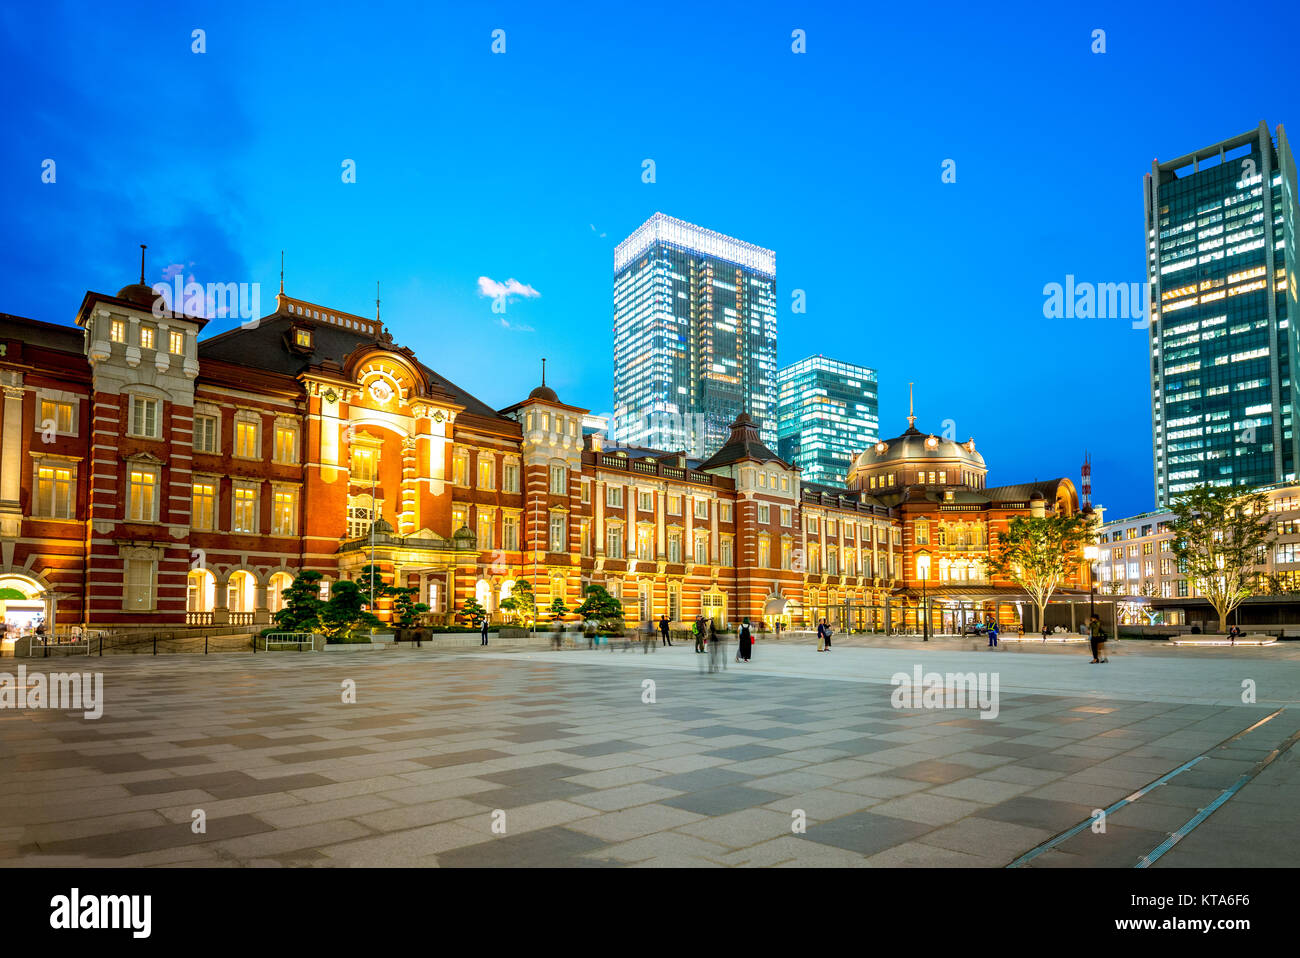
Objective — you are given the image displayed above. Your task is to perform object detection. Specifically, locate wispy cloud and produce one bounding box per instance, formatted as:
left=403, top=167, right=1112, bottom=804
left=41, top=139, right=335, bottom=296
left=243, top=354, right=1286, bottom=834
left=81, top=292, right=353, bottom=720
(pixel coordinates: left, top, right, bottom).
left=499, top=317, right=534, bottom=332
left=589, top=223, right=606, bottom=238
left=477, top=276, right=541, bottom=300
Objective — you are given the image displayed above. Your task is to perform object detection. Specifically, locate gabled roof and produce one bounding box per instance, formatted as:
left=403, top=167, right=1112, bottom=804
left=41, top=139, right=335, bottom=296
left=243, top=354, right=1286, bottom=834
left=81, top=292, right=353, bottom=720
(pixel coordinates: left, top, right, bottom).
left=984, top=478, right=1072, bottom=503
left=197, top=308, right=514, bottom=424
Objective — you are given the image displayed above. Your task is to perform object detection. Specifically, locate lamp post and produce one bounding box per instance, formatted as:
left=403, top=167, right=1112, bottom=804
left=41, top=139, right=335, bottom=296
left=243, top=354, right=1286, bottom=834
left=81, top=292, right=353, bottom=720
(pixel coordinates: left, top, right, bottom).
left=1084, top=544, right=1099, bottom=624
left=920, top=555, right=930, bottom=641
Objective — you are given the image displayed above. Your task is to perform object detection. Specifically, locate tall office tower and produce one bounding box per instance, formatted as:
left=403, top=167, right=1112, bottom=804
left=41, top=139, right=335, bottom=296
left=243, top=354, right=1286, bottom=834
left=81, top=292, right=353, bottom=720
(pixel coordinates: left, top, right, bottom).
left=612, top=213, right=777, bottom=458
left=1146, top=121, right=1300, bottom=507
left=776, top=355, right=879, bottom=485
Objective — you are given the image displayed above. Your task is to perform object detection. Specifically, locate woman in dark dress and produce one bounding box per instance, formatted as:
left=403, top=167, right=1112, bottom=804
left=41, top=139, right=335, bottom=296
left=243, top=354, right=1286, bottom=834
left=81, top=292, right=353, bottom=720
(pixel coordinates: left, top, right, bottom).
left=738, top=618, right=753, bottom=662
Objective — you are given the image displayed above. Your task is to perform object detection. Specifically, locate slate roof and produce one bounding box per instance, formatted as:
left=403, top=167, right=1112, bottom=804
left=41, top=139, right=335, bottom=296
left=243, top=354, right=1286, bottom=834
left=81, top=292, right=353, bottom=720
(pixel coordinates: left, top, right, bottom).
left=983, top=479, right=1071, bottom=502
left=697, top=413, right=790, bottom=471
left=0, top=314, right=84, bottom=354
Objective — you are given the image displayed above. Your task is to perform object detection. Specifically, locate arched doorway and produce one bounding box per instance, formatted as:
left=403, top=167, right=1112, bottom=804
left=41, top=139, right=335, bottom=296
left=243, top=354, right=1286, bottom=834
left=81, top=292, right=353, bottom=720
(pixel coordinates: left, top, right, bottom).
left=228, top=571, right=256, bottom=616
left=187, top=569, right=216, bottom=621
left=267, top=572, right=294, bottom=614
left=0, top=574, right=49, bottom=647
left=475, top=578, right=492, bottom=613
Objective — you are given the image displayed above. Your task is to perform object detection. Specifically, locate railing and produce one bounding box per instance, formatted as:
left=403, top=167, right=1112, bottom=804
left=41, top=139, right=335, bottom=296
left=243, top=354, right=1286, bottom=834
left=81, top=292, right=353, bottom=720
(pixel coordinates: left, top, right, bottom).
left=229, top=612, right=255, bottom=626
left=262, top=632, right=315, bottom=651
left=632, top=461, right=657, bottom=474
left=186, top=611, right=214, bottom=626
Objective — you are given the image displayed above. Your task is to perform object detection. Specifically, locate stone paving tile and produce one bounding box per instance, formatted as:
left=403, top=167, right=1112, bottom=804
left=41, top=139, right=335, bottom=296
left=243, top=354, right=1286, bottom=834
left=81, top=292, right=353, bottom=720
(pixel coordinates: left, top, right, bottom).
left=832, top=775, right=932, bottom=799
left=721, top=835, right=866, bottom=867
left=569, top=783, right=684, bottom=812
left=649, top=768, right=752, bottom=792
left=868, top=792, right=989, bottom=827
left=914, top=816, right=1054, bottom=862
left=319, top=822, right=490, bottom=865
left=566, top=803, right=705, bottom=843
left=586, top=830, right=732, bottom=863
left=762, top=788, right=884, bottom=820
left=660, top=785, right=784, bottom=816
left=437, top=826, right=615, bottom=867
left=675, top=808, right=794, bottom=848
left=803, top=810, right=934, bottom=856
left=862, top=840, right=999, bottom=867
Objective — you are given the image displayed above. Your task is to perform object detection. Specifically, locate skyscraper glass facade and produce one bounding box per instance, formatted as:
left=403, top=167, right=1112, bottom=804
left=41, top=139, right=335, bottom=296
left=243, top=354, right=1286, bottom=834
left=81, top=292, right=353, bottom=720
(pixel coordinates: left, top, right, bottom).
left=613, top=213, right=777, bottom=457
left=1146, top=122, right=1300, bottom=507
left=776, top=355, right=879, bottom=485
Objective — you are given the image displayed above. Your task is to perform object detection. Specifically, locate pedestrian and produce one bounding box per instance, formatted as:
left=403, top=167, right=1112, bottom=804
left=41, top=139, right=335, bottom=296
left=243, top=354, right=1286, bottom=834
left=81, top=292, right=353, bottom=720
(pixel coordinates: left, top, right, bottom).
left=987, top=622, right=999, bottom=648
left=1228, top=625, right=1241, bottom=646
left=738, top=618, right=753, bottom=662
left=816, top=618, right=826, bottom=652
left=660, top=614, right=672, bottom=647
left=1087, top=614, right=1104, bottom=663
left=708, top=619, right=726, bottom=672
left=694, top=615, right=705, bottom=653
left=1041, top=624, right=1050, bottom=642
left=480, top=615, right=489, bottom=646
left=824, top=619, right=833, bottom=652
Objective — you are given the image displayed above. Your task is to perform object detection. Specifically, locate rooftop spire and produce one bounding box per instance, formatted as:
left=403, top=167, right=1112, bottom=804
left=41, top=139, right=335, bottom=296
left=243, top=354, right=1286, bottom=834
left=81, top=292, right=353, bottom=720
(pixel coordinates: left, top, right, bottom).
left=907, top=382, right=916, bottom=428
left=375, top=281, right=381, bottom=322
left=279, top=250, right=284, bottom=295
left=138, top=244, right=147, bottom=285
left=541, top=357, right=546, bottom=386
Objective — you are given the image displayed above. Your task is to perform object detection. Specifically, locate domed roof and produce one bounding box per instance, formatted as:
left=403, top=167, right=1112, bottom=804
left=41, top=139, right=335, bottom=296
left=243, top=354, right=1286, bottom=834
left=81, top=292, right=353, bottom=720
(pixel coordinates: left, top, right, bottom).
left=116, top=283, right=158, bottom=308
left=528, top=384, right=558, bottom=402
left=856, top=424, right=985, bottom=469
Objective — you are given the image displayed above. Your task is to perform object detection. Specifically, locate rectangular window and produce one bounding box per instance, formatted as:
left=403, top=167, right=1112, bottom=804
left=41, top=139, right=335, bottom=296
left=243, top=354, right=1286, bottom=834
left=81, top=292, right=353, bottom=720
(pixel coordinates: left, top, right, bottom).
left=758, top=503, right=770, bottom=524
left=477, top=511, right=495, bottom=548
left=781, top=540, right=792, bottom=570
left=127, top=468, right=158, bottom=522
left=35, top=464, right=74, bottom=518
left=169, top=330, right=184, bottom=354
left=139, top=325, right=156, bottom=350
left=781, top=506, right=792, bottom=526
left=668, top=532, right=682, bottom=563
left=580, top=480, right=590, bottom=504
left=694, top=536, right=708, bottom=565
left=233, top=485, right=258, bottom=534
left=40, top=399, right=74, bottom=434
left=452, top=504, right=468, bottom=532
left=503, top=462, right=520, bottom=493
left=295, top=328, right=313, bottom=348
left=124, top=558, right=155, bottom=611
left=607, top=485, right=623, bottom=508
left=453, top=450, right=469, bottom=486
left=235, top=420, right=260, bottom=458
left=191, top=482, right=216, bottom=530
left=352, top=447, right=378, bottom=482
left=638, top=490, right=653, bottom=512
left=694, top=499, right=709, bottom=520
left=637, top=527, right=653, bottom=560
left=110, top=319, right=126, bottom=343
left=549, top=465, right=567, bottom=495
left=194, top=414, right=217, bottom=453
left=478, top=457, right=495, bottom=490
left=668, top=495, right=682, bottom=515
left=606, top=526, right=623, bottom=559
left=273, top=425, right=298, bottom=464
left=720, top=502, right=732, bottom=523
left=130, top=396, right=159, bottom=438
left=721, top=538, right=733, bottom=566
left=758, top=538, right=771, bottom=568
left=503, top=514, right=519, bottom=550
left=549, top=514, right=566, bottom=552
left=272, top=488, right=297, bottom=535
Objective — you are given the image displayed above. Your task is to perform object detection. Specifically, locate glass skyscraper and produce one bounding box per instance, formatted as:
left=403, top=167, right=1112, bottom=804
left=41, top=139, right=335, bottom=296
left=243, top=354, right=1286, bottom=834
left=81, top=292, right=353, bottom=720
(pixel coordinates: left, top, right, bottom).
left=776, top=355, right=879, bottom=485
left=613, top=213, right=777, bottom=457
left=1146, top=122, right=1300, bottom=507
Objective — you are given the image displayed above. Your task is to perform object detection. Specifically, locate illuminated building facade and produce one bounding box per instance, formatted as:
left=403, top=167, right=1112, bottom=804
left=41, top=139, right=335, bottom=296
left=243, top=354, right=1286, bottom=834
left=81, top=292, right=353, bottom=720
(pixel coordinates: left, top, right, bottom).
left=0, top=273, right=1085, bottom=636
left=776, top=355, right=879, bottom=486
left=612, top=213, right=777, bottom=459
left=1146, top=122, right=1300, bottom=507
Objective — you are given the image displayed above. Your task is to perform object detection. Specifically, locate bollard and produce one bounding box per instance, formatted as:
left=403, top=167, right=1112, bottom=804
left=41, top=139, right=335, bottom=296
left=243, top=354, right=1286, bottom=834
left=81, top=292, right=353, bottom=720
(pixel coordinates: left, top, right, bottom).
left=153, top=633, right=157, bottom=655
left=205, top=633, right=209, bottom=655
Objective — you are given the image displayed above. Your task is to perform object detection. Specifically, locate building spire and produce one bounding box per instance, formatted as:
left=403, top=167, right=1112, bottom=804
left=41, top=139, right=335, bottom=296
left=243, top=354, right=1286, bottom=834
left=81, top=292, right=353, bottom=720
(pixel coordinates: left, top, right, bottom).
left=138, top=244, right=147, bottom=285
left=907, top=382, right=916, bottom=428
left=279, top=250, right=284, bottom=295
left=541, top=357, right=547, bottom=386
left=375, top=281, right=380, bottom=323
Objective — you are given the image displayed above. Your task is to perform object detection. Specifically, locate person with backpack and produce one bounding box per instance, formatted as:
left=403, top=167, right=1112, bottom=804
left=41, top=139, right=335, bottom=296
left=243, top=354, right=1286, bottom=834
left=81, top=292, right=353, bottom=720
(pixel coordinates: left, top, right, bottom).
left=1088, top=614, right=1108, bottom=663
left=737, top=618, right=754, bottom=663
left=694, top=615, right=705, bottom=653
left=660, top=614, right=672, bottom=647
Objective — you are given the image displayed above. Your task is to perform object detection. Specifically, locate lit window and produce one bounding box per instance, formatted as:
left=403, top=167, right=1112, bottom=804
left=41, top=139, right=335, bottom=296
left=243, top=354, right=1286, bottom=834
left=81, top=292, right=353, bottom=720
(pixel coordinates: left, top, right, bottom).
left=235, top=419, right=260, bottom=458
left=273, top=425, right=298, bottom=464
left=353, top=446, right=378, bottom=482
left=549, top=464, right=567, bottom=495
left=295, top=328, right=313, bottom=348
left=694, top=535, right=708, bottom=565
left=139, top=325, right=156, bottom=350
left=720, top=502, right=732, bottom=522
left=127, top=467, right=158, bottom=521
left=191, top=482, right=216, bottom=530
left=502, top=514, right=519, bottom=550
left=694, top=499, right=709, bottom=520
left=606, top=526, right=623, bottom=559
left=758, top=504, right=770, bottom=524
left=110, top=319, right=126, bottom=343
left=478, top=510, right=495, bottom=547
left=272, top=488, right=297, bottom=535
left=503, top=462, right=520, bottom=493
left=453, top=449, right=469, bottom=486
left=478, top=457, right=495, bottom=490
left=35, top=464, right=74, bottom=518
left=781, top=506, right=792, bottom=526
left=607, top=485, right=624, bottom=508
left=638, top=490, right=653, bottom=512
left=549, top=514, right=567, bottom=552
left=781, top=540, right=792, bottom=569
left=721, top=538, right=733, bottom=566
left=233, top=486, right=258, bottom=534
left=668, top=532, right=682, bottom=563
left=169, top=330, right=184, bottom=354
left=758, top=538, right=771, bottom=567
left=40, top=399, right=74, bottom=435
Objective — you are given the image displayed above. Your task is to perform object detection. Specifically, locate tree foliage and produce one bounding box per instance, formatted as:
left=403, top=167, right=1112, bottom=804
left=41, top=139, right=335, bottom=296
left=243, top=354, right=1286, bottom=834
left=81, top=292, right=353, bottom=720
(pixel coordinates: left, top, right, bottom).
left=575, top=584, right=623, bottom=629
left=1168, top=485, right=1275, bottom=633
left=273, top=570, right=324, bottom=632
left=318, top=579, right=382, bottom=641
left=987, top=513, right=1094, bottom=631
left=459, top=596, right=487, bottom=626
left=499, top=578, right=535, bottom=624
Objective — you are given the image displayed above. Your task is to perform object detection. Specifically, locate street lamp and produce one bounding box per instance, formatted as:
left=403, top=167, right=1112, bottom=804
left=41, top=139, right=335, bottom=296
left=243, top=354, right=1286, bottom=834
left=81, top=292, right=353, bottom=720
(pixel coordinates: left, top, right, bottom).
left=918, top=554, right=931, bottom=641
left=1084, top=544, right=1099, bottom=623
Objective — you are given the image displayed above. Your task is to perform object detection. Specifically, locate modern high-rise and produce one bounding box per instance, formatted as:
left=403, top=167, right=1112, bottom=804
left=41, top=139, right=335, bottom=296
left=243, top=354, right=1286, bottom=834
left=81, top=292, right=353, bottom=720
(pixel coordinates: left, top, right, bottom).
left=776, top=355, right=879, bottom=485
left=612, top=213, right=777, bottom=458
left=1146, top=121, right=1300, bottom=507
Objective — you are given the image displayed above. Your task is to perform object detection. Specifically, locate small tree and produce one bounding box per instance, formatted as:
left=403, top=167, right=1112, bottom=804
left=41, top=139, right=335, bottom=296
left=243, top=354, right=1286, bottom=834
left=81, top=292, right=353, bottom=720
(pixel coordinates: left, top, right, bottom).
left=357, top=563, right=386, bottom=608
left=499, top=578, right=535, bottom=625
left=318, top=579, right=382, bottom=642
left=549, top=596, right=569, bottom=620
left=273, top=570, right=325, bottom=633
left=459, top=596, right=487, bottom=627
left=1168, top=485, right=1275, bottom=633
left=575, top=584, right=623, bottom=631
left=987, top=513, right=1094, bottom=633
left=389, top=586, right=429, bottom=629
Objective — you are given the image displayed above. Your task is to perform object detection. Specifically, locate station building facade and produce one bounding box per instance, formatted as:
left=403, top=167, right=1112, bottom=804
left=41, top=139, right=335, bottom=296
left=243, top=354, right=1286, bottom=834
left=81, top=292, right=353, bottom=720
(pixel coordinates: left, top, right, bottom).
left=0, top=275, right=1089, bottom=634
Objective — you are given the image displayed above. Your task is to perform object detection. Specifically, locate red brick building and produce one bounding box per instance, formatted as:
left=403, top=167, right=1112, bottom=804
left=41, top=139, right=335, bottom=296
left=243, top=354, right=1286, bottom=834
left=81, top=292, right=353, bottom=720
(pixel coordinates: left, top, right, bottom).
left=0, top=276, right=1089, bottom=636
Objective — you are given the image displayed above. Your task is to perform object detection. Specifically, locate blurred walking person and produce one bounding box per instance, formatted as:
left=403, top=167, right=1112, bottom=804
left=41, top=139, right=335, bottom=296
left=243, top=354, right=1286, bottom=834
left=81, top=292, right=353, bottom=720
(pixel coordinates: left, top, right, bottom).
left=737, top=618, right=753, bottom=663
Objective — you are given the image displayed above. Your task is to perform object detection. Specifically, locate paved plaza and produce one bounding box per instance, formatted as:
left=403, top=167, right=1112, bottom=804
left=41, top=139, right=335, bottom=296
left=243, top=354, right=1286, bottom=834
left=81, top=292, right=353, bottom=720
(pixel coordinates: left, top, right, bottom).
left=2, top=638, right=1298, bottom=867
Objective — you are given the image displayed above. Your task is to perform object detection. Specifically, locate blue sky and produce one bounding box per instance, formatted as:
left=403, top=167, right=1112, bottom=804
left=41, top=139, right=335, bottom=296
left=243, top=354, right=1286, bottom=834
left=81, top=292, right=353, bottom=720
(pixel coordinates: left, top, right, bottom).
left=4, top=0, right=1299, bottom=520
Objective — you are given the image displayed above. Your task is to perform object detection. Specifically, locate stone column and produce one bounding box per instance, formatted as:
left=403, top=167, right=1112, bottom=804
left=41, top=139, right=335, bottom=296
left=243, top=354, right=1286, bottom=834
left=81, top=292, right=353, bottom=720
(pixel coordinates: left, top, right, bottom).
left=0, top=377, right=24, bottom=537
